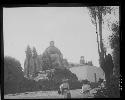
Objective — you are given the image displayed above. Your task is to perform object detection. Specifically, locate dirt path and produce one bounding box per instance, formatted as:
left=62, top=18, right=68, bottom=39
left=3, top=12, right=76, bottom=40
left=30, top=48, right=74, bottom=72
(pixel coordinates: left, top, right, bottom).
left=4, top=89, right=95, bottom=99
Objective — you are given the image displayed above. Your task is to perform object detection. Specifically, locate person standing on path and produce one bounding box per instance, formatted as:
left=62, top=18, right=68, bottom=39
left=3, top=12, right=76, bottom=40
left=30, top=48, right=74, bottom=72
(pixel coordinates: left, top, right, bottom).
left=59, top=79, right=71, bottom=98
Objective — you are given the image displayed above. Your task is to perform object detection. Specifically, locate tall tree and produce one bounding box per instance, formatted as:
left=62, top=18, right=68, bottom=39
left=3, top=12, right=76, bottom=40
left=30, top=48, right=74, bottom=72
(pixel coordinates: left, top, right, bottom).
left=109, top=22, right=119, bottom=76
left=87, top=6, right=112, bottom=72
left=24, top=45, right=32, bottom=78
left=32, top=47, right=38, bottom=77
left=32, top=47, right=37, bottom=58
left=37, top=55, right=43, bottom=71
left=104, top=6, right=119, bottom=77
left=88, top=7, right=120, bottom=97
left=41, top=52, right=52, bottom=70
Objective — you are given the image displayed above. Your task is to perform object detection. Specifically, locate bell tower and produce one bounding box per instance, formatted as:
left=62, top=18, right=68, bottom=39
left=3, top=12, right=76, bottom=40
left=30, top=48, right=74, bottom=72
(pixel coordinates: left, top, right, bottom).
left=80, top=56, right=85, bottom=64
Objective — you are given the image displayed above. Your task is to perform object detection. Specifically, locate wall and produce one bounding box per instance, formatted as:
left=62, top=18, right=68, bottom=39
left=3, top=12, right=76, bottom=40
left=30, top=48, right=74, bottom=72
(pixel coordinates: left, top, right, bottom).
left=69, top=65, right=105, bottom=82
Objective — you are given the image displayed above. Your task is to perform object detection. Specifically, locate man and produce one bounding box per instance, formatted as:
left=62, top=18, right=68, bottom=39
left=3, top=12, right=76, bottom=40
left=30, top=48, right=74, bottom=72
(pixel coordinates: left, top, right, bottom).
left=59, top=79, right=71, bottom=98
left=60, top=79, right=69, bottom=94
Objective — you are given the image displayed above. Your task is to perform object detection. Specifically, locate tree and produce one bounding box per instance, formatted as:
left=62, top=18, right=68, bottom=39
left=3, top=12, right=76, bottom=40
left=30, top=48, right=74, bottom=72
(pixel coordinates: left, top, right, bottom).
left=87, top=6, right=112, bottom=76
left=25, top=45, right=32, bottom=59
left=32, top=47, right=37, bottom=58
left=4, top=56, right=24, bottom=82
left=41, top=52, right=52, bottom=70
left=4, top=56, right=24, bottom=94
left=89, top=6, right=120, bottom=98
left=32, top=47, right=38, bottom=77
left=104, top=6, right=119, bottom=77
left=52, top=68, right=78, bottom=85
left=63, top=59, right=69, bottom=67
left=24, top=45, right=32, bottom=78
left=109, top=22, right=119, bottom=76
left=37, top=55, right=43, bottom=71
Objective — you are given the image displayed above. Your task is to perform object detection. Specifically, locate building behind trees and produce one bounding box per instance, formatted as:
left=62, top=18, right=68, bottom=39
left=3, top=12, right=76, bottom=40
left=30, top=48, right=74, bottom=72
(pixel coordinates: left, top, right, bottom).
left=80, top=56, right=93, bottom=66
left=80, top=56, right=85, bottom=65
left=24, top=41, right=71, bottom=80
left=87, top=61, right=93, bottom=66
left=42, top=41, right=64, bottom=69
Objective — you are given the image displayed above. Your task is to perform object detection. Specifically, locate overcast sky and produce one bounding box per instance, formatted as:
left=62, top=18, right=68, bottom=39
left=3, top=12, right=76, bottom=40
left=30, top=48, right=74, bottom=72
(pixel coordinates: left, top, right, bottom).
left=4, top=7, right=117, bottom=69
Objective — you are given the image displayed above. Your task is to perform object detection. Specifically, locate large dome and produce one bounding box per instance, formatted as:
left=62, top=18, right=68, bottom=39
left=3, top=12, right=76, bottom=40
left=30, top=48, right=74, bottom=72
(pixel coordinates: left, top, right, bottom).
left=45, top=46, right=62, bottom=55
left=42, top=41, right=64, bottom=68
left=44, top=41, right=62, bottom=56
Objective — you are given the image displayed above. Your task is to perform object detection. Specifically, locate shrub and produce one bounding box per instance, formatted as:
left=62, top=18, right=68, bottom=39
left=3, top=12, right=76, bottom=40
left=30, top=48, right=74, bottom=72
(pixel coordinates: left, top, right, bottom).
left=90, top=82, right=99, bottom=89
left=94, top=75, right=120, bottom=98
left=4, top=56, right=24, bottom=94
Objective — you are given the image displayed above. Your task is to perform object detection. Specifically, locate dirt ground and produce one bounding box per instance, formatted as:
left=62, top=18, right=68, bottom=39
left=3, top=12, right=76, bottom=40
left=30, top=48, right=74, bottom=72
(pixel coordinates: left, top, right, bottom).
left=4, top=89, right=96, bottom=99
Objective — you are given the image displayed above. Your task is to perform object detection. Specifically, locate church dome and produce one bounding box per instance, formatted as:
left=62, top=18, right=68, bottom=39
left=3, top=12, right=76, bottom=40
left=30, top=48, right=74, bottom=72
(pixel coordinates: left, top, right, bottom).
left=45, top=46, right=62, bottom=55
left=44, top=41, right=62, bottom=56
left=42, top=41, right=64, bottom=68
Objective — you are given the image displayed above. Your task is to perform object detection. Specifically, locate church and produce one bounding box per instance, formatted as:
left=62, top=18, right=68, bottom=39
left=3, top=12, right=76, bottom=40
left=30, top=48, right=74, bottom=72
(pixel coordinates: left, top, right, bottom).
left=24, top=41, right=105, bottom=82
left=24, top=41, right=67, bottom=79
left=42, top=41, right=64, bottom=69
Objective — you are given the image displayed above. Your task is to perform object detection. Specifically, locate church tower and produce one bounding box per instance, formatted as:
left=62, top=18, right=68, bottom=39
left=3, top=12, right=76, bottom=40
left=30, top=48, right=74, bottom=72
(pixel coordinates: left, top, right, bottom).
left=80, top=56, right=85, bottom=65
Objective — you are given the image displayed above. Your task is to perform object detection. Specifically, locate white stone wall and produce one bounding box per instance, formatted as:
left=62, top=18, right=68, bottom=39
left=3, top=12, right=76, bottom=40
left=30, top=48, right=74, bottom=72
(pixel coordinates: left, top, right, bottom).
left=69, top=66, right=87, bottom=80
left=69, top=65, right=105, bottom=82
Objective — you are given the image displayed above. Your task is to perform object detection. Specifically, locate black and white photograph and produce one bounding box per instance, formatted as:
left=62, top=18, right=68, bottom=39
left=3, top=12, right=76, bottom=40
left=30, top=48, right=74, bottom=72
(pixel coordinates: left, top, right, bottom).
left=3, top=5, right=120, bottom=98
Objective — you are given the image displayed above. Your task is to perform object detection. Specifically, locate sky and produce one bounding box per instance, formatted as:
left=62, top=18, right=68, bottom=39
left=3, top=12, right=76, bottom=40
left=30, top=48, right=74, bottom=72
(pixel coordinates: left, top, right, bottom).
left=3, top=7, right=117, bottom=69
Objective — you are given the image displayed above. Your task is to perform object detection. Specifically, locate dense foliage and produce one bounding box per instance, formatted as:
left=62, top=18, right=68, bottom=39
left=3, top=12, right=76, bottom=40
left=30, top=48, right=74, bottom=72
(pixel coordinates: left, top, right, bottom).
left=87, top=6, right=112, bottom=71
left=4, top=56, right=80, bottom=94
left=24, top=46, right=43, bottom=78
left=4, top=56, right=24, bottom=94
left=87, top=6, right=120, bottom=98
left=41, top=52, right=52, bottom=70
left=109, top=23, right=120, bottom=76
left=94, top=75, right=120, bottom=98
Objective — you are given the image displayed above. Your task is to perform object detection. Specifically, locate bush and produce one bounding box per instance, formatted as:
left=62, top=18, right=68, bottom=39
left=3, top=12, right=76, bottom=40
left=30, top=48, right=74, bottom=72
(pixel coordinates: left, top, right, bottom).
left=81, top=79, right=90, bottom=84
left=4, top=56, right=24, bottom=94
left=52, top=68, right=78, bottom=83
left=4, top=56, right=24, bottom=82
left=4, top=56, right=42, bottom=94
left=94, top=75, right=120, bottom=98
left=69, top=80, right=82, bottom=90
left=90, top=82, right=99, bottom=89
